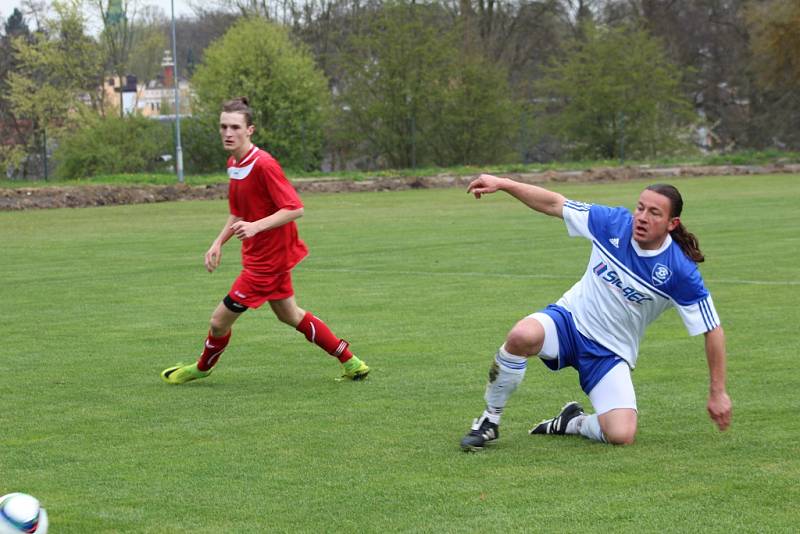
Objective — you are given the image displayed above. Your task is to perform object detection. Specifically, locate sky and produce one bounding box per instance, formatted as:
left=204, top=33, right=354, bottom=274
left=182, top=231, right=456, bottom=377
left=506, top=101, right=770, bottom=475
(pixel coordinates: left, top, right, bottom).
left=0, top=0, right=198, bottom=24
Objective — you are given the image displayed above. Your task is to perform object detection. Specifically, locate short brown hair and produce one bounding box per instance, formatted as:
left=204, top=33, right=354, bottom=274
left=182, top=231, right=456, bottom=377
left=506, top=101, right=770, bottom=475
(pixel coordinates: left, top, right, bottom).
left=221, top=97, right=253, bottom=126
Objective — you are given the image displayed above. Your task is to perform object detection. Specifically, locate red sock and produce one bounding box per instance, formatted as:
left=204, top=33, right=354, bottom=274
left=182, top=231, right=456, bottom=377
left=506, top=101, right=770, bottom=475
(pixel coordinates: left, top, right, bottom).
left=296, top=311, right=353, bottom=363
left=196, top=330, right=231, bottom=371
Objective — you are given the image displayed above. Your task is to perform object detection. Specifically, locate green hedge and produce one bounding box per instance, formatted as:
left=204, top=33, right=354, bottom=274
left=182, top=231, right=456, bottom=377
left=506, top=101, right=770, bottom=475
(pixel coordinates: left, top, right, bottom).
left=53, top=114, right=172, bottom=180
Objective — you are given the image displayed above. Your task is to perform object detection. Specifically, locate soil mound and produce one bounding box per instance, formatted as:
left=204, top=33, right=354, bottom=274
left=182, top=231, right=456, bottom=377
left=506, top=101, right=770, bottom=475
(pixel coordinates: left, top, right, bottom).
left=2, top=163, right=797, bottom=211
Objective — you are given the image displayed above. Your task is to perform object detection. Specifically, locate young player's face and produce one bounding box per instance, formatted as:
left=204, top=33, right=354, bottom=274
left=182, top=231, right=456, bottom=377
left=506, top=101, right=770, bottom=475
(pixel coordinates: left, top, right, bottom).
left=632, top=189, right=680, bottom=249
left=219, top=112, right=254, bottom=158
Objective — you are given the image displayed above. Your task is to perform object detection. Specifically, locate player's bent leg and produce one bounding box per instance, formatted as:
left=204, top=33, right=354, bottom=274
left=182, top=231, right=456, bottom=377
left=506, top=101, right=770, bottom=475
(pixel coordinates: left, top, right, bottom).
left=277, top=297, right=370, bottom=380
left=198, top=298, right=244, bottom=371
left=504, top=317, right=547, bottom=356
left=460, top=345, right=527, bottom=451
left=460, top=317, right=550, bottom=451
left=161, top=297, right=245, bottom=384
left=211, top=298, right=246, bottom=336
left=582, top=362, right=638, bottom=444
left=268, top=296, right=306, bottom=327
left=483, top=344, right=528, bottom=413
left=598, top=409, right=638, bottom=445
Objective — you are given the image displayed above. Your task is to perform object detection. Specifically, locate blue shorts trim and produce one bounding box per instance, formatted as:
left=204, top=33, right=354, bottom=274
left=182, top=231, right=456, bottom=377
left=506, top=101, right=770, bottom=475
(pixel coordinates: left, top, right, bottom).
left=538, top=304, right=625, bottom=394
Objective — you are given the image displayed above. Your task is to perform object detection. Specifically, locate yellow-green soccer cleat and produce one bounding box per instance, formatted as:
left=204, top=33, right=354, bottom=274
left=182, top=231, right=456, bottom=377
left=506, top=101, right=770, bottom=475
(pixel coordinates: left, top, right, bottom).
left=161, top=362, right=212, bottom=384
left=340, top=357, right=370, bottom=381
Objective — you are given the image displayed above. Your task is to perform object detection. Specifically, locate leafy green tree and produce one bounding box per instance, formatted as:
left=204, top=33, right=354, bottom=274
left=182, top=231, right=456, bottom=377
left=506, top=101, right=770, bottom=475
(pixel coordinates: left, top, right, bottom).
left=743, top=0, right=800, bottom=150
left=191, top=17, right=330, bottom=170
left=746, top=0, right=800, bottom=90
left=7, top=1, right=104, bottom=178
left=335, top=3, right=454, bottom=168
left=335, top=3, right=521, bottom=168
left=0, top=8, right=33, bottom=177
left=427, top=53, right=520, bottom=166
left=535, top=22, right=694, bottom=160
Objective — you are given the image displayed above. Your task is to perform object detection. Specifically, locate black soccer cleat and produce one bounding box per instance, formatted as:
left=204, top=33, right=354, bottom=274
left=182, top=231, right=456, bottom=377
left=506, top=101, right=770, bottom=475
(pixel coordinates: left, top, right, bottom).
left=460, top=416, right=499, bottom=452
left=529, top=401, right=584, bottom=435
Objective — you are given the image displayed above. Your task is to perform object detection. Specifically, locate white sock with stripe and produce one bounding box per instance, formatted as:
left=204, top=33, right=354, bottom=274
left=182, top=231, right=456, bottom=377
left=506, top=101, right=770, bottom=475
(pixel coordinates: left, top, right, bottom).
left=483, top=345, right=528, bottom=425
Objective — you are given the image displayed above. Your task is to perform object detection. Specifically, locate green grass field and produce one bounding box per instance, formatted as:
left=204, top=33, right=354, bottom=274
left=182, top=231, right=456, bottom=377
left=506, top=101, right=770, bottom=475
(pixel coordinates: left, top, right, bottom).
left=1, top=174, right=798, bottom=532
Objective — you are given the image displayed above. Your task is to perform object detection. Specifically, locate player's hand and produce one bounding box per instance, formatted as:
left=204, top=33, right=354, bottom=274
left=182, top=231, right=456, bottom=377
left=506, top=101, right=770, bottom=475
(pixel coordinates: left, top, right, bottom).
left=205, top=243, right=222, bottom=273
left=467, top=174, right=505, bottom=199
left=231, top=220, right=260, bottom=240
left=707, top=390, right=732, bottom=431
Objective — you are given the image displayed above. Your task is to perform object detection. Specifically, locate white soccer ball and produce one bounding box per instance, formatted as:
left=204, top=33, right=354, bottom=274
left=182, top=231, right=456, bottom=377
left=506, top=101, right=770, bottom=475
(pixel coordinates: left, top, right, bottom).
left=0, top=493, right=48, bottom=534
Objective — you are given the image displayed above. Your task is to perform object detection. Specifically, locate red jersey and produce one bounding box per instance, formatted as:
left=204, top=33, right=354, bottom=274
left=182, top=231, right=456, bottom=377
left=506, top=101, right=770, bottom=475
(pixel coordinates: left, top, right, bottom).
left=227, top=145, right=308, bottom=274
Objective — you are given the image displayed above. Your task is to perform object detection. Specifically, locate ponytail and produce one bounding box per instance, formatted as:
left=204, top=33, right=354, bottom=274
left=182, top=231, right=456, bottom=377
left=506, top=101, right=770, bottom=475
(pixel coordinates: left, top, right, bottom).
left=645, top=184, right=705, bottom=263
left=670, top=222, right=704, bottom=263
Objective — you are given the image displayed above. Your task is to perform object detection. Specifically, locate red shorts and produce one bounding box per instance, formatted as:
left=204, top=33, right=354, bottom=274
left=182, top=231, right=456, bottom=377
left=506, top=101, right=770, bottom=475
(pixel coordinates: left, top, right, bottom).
left=228, top=269, right=294, bottom=309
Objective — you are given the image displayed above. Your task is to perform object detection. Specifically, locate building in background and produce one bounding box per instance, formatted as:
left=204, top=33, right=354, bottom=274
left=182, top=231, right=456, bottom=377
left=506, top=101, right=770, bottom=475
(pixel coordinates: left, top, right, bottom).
left=138, top=50, right=192, bottom=118
left=102, top=50, right=192, bottom=119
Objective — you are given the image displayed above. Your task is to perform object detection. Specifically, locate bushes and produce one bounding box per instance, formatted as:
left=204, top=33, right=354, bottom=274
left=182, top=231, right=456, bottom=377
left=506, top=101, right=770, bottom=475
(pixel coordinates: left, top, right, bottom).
left=53, top=112, right=256, bottom=180
left=53, top=113, right=172, bottom=179
left=179, top=114, right=227, bottom=175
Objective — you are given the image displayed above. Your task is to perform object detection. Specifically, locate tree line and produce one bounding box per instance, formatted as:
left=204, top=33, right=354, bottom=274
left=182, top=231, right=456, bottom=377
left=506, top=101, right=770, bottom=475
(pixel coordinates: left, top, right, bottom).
left=1, top=0, right=798, bottom=179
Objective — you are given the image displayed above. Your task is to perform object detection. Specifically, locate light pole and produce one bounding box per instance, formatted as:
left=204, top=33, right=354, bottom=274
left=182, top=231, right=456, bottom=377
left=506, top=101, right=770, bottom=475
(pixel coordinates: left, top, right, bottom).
left=170, top=0, right=184, bottom=183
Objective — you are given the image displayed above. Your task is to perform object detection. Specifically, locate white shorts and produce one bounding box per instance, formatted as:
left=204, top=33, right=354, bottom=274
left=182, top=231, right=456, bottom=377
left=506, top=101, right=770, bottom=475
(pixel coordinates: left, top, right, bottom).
left=587, top=362, right=637, bottom=415
left=529, top=312, right=637, bottom=415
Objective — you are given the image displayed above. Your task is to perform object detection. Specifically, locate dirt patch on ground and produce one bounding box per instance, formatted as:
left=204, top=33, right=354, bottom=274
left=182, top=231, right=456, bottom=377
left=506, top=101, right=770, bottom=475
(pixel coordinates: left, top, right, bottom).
left=2, top=163, right=798, bottom=211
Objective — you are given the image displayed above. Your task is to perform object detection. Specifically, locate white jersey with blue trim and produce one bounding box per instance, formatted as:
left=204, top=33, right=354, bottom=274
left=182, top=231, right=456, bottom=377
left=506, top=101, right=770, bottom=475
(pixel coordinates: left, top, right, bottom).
left=557, top=199, right=720, bottom=368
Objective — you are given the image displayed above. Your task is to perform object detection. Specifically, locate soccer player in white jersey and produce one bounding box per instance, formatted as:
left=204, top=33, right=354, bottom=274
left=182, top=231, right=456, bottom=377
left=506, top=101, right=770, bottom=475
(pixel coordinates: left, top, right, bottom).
left=460, top=174, right=732, bottom=451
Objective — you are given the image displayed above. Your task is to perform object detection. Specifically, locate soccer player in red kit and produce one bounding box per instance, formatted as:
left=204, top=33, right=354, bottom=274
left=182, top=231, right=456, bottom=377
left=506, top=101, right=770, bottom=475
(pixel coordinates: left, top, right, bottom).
left=161, top=97, right=369, bottom=384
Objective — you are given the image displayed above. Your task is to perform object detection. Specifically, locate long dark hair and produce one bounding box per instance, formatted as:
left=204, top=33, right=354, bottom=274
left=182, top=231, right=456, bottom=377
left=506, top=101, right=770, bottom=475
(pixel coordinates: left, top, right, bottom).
left=646, top=184, right=705, bottom=263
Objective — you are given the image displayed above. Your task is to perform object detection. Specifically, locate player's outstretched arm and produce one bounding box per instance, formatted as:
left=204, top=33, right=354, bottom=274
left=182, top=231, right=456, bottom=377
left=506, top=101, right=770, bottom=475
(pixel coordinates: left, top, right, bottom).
left=467, top=173, right=566, bottom=218
left=704, top=326, right=732, bottom=431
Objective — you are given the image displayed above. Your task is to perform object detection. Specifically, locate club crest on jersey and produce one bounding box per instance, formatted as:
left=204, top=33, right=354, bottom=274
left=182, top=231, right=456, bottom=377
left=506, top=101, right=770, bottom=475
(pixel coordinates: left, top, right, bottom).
left=651, top=263, right=672, bottom=286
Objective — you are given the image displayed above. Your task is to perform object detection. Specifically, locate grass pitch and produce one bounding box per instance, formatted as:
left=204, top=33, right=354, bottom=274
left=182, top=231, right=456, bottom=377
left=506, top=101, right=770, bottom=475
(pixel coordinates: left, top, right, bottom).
left=1, top=174, right=798, bottom=532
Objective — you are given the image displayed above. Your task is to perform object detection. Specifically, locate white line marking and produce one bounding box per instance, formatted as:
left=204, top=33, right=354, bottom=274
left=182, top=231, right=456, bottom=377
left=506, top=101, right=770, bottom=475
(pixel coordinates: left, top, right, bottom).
left=299, top=267, right=800, bottom=286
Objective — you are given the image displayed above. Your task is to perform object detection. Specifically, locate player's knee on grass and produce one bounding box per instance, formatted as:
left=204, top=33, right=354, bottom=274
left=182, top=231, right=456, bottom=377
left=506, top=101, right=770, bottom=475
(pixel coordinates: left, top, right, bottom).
left=599, top=408, right=638, bottom=445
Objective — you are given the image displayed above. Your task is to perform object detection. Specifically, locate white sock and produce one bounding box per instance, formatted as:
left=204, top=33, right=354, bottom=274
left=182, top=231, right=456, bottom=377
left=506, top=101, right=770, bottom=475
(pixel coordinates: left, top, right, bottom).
left=484, top=345, right=528, bottom=424
left=482, top=410, right=500, bottom=425
left=578, top=413, right=607, bottom=443
left=566, top=414, right=585, bottom=435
